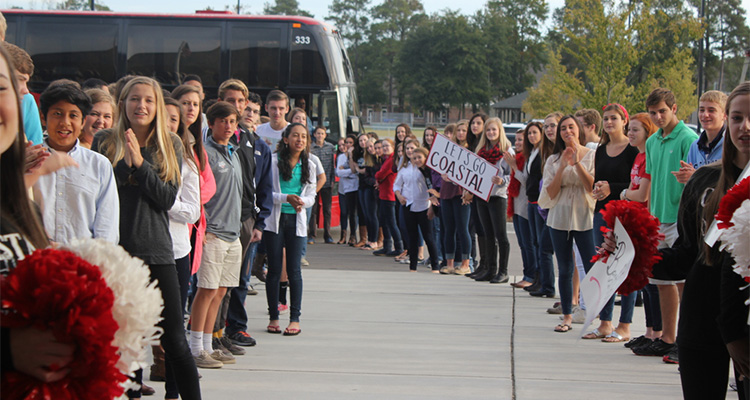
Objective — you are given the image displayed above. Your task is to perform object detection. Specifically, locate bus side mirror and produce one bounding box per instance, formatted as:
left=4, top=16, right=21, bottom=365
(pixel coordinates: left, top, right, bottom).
left=347, top=116, right=361, bottom=135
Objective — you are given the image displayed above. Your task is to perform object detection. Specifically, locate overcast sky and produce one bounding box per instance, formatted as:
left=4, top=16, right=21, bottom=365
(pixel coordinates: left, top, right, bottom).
left=2, top=0, right=748, bottom=33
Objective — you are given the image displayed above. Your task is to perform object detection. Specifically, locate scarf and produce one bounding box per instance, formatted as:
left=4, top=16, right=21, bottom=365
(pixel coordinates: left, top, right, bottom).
left=507, top=153, right=526, bottom=218
left=477, top=144, right=502, bottom=165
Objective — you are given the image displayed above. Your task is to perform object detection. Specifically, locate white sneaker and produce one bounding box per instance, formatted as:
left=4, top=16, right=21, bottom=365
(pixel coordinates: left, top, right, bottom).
left=194, top=350, right=223, bottom=368
left=210, top=349, right=236, bottom=364
left=571, top=307, right=586, bottom=324
left=559, top=306, right=587, bottom=324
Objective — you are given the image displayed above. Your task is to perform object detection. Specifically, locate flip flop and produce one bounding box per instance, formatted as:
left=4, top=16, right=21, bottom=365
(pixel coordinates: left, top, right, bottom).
left=554, top=323, right=572, bottom=333
left=267, top=325, right=282, bottom=334
left=582, top=328, right=607, bottom=339
left=602, top=331, right=629, bottom=343
left=283, top=327, right=301, bottom=336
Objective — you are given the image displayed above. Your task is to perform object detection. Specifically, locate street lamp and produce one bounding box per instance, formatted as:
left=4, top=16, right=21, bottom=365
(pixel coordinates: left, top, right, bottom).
left=740, top=47, right=750, bottom=83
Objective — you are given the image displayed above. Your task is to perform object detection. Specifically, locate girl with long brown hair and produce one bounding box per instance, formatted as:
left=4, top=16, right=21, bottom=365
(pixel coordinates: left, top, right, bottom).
left=93, top=76, right=201, bottom=399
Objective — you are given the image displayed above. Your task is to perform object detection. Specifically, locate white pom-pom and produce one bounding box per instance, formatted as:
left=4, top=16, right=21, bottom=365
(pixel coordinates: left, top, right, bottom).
left=719, top=199, right=750, bottom=282
left=63, top=239, right=164, bottom=393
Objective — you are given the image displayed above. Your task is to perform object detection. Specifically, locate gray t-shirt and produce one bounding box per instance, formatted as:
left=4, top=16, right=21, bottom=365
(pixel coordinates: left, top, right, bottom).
left=204, top=136, right=243, bottom=241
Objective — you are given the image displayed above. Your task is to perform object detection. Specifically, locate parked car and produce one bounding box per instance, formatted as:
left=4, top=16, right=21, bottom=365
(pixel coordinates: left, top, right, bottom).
left=503, top=123, right=526, bottom=144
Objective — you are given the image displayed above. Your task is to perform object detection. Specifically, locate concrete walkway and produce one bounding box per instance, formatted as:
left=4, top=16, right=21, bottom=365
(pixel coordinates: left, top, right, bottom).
left=145, top=227, right=736, bottom=399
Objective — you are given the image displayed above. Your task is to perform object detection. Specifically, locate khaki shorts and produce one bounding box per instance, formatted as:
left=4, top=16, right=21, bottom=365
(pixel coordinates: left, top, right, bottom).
left=649, top=222, right=685, bottom=285
left=197, top=233, right=242, bottom=289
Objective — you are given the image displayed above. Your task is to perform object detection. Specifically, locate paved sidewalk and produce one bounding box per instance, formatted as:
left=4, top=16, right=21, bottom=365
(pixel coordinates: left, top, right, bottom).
left=144, top=228, right=738, bottom=399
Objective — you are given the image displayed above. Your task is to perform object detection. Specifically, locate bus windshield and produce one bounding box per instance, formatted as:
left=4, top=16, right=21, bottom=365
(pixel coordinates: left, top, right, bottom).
left=2, top=10, right=361, bottom=141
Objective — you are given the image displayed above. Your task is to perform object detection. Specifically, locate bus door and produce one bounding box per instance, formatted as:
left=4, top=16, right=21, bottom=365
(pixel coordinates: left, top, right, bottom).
left=311, top=90, right=341, bottom=141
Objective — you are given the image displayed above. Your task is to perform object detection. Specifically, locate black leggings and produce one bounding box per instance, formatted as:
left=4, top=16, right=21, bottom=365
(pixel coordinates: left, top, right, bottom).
left=342, top=191, right=358, bottom=234
left=150, top=264, right=201, bottom=400
left=475, top=196, right=510, bottom=276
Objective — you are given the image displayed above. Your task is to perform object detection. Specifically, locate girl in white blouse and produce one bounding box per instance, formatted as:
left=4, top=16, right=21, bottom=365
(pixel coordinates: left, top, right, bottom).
left=538, top=115, right=596, bottom=333
left=393, top=142, right=439, bottom=272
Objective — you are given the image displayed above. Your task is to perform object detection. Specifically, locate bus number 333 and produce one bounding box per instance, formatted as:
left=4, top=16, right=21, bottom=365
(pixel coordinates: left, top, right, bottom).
left=295, top=36, right=311, bottom=44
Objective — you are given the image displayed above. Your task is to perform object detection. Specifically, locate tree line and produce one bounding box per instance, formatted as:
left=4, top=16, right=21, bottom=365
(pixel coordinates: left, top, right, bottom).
left=322, top=0, right=749, bottom=119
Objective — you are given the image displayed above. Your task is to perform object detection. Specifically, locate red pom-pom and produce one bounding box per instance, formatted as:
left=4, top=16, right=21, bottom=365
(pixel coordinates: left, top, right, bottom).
left=1, top=248, right=125, bottom=400
left=716, top=177, right=750, bottom=229
left=590, top=200, right=663, bottom=295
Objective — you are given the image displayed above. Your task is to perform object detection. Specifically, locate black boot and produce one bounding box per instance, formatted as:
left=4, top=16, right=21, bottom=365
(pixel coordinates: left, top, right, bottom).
left=475, top=236, right=496, bottom=282
left=468, top=237, right=487, bottom=278
left=491, top=245, right=509, bottom=284
left=474, top=268, right=492, bottom=281
left=474, top=260, right=495, bottom=281
left=490, top=271, right=509, bottom=284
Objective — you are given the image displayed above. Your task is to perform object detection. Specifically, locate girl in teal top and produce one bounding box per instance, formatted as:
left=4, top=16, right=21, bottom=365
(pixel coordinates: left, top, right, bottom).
left=280, top=162, right=303, bottom=214
left=265, top=123, right=316, bottom=336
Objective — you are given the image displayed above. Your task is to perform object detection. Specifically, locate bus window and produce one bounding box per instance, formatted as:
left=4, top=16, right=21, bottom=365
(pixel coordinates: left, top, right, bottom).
left=5, top=21, right=16, bottom=44
left=24, top=21, right=118, bottom=86
left=230, top=26, right=281, bottom=89
left=290, top=28, right=328, bottom=86
left=316, top=91, right=341, bottom=140
left=127, top=24, right=220, bottom=87
left=327, top=34, right=353, bottom=84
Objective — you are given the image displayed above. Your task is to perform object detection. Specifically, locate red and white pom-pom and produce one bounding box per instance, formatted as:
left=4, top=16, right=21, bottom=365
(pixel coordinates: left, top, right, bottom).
left=64, top=239, right=164, bottom=394
left=1, top=249, right=124, bottom=400
left=591, top=200, right=662, bottom=295
left=715, top=177, right=750, bottom=285
left=718, top=199, right=750, bottom=283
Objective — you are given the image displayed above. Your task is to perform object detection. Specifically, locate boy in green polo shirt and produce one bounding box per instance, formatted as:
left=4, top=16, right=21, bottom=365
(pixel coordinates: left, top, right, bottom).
left=634, top=88, right=698, bottom=362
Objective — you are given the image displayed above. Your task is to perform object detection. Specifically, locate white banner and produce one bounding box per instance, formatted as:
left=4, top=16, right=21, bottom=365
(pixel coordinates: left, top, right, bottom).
left=427, top=133, right=499, bottom=201
left=580, top=218, right=636, bottom=335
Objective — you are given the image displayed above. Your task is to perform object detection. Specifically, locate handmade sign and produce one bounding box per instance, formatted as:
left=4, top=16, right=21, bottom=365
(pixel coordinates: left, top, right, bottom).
left=427, top=133, right=499, bottom=201
left=580, top=218, right=636, bottom=335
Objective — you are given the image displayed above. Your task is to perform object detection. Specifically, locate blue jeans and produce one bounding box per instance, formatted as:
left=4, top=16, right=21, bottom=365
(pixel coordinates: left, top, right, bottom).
left=432, top=208, right=444, bottom=262
left=441, top=197, right=471, bottom=262
left=359, top=186, right=378, bottom=240
left=527, top=202, right=555, bottom=294
left=513, top=214, right=537, bottom=283
left=643, top=283, right=662, bottom=331
left=301, top=206, right=313, bottom=257
left=379, top=199, right=402, bottom=251
left=226, top=240, right=258, bottom=336
left=265, top=213, right=304, bottom=322
left=548, top=227, right=595, bottom=315
left=592, top=212, right=636, bottom=323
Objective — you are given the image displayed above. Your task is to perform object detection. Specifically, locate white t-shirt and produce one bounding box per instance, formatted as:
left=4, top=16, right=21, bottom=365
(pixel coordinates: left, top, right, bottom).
left=310, top=153, right=324, bottom=176
left=256, top=122, right=287, bottom=150
left=585, top=142, right=599, bottom=150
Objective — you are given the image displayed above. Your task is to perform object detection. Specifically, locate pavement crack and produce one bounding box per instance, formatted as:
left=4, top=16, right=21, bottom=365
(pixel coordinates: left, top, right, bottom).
left=511, top=281, right=517, bottom=400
